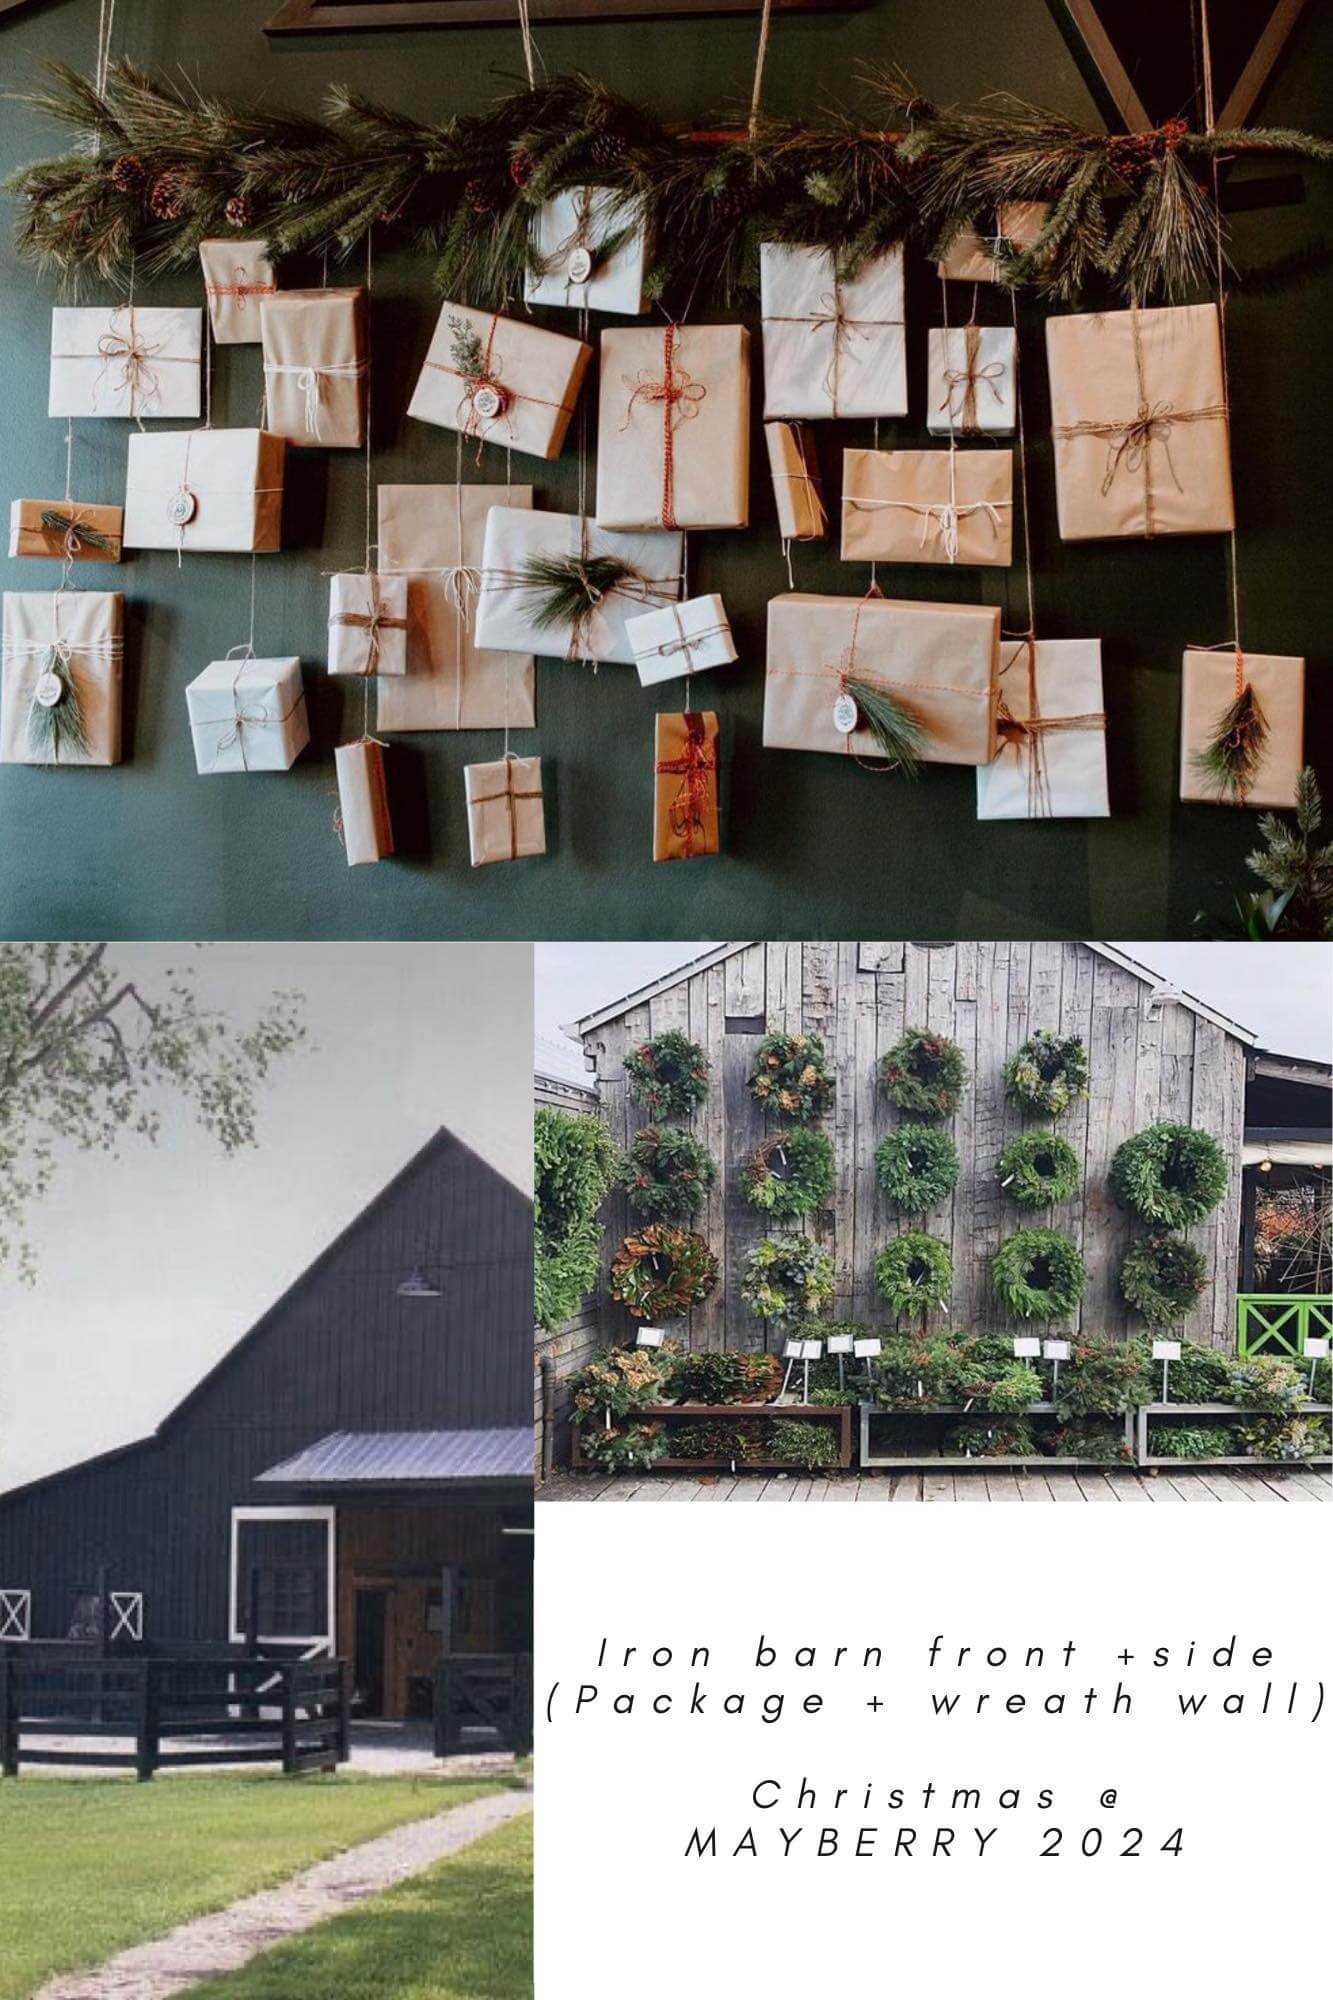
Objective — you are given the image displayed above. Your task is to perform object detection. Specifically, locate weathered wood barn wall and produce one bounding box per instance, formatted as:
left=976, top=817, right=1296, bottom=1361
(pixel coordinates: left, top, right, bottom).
left=579, top=942, right=1249, bottom=1355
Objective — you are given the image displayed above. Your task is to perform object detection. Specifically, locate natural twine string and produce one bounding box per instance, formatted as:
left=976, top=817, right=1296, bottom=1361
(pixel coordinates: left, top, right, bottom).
left=749, top=0, right=774, bottom=140
left=1199, top=0, right=1244, bottom=691
left=515, top=0, right=538, bottom=87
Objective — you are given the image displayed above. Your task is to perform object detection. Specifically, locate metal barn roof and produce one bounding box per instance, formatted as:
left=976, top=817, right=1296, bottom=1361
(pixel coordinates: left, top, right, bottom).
left=256, top=1429, right=532, bottom=1486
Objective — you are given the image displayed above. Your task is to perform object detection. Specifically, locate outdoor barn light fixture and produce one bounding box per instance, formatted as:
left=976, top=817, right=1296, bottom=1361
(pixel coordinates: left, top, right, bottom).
left=1145, top=983, right=1185, bottom=1022
left=396, top=1266, right=443, bottom=1299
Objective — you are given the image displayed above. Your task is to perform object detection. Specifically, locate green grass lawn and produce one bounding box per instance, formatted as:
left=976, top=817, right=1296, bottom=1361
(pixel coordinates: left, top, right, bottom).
left=0, top=1773, right=502, bottom=2000
left=190, top=1809, right=533, bottom=2000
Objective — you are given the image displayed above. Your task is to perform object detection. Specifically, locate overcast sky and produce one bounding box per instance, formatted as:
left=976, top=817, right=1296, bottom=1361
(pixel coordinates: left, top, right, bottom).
left=2, top=943, right=531, bottom=1493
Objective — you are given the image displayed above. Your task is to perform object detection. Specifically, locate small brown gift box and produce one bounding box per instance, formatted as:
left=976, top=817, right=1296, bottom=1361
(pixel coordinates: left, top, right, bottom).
left=328, top=573, right=408, bottom=677
left=1046, top=303, right=1234, bottom=540
left=465, top=754, right=546, bottom=867
left=764, top=422, right=826, bottom=542
left=653, top=710, right=719, bottom=862
left=1179, top=649, right=1305, bottom=808
left=938, top=202, right=1049, bottom=282
left=199, top=239, right=276, bottom=345
left=9, top=499, right=122, bottom=564
left=841, top=448, right=1013, bottom=567
left=596, top=324, right=750, bottom=532
left=408, top=302, right=591, bottom=462
left=335, top=739, right=394, bottom=865
left=260, top=288, right=366, bottom=448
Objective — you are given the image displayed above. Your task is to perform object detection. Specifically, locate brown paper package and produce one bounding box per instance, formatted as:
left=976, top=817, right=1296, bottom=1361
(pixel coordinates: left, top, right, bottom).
left=260, top=289, right=366, bottom=449
left=653, top=710, right=719, bottom=862
left=1179, top=650, right=1305, bottom=808
left=597, top=325, right=750, bottom=531
left=335, top=740, right=394, bottom=865
left=466, top=755, right=546, bottom=866
left=9, top=499, right=122, bottom=564
left=841, top=448, right=1013, bottom=567
left=764, top=423, right=826, bottom=542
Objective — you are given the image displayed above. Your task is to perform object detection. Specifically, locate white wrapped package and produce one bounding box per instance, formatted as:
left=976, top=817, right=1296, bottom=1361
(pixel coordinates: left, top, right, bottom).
left=49, top=305, right=202, bottom=420
left=624, top=593, right=737, bottom=688
left=760, top=244, right=906, bottom=420
left=1, top=590, right=123, bottom=766
left=123, top=429, right=286, bottom=554
left=473, top=508, right=683, bottom=666
left=976, top=638, right=1110, bottom=820
left=927, top=326, right=1017, bottom=436
left=186, top=656, right=309, bottom=774
left=524, top=187, right=650, bottom=314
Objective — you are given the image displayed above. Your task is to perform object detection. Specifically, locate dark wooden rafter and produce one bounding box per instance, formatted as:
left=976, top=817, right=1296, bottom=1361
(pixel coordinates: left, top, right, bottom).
left=265, top=0, right=859, bottom=32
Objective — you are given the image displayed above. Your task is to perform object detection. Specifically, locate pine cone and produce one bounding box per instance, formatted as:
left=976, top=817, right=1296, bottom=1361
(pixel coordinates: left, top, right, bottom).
left=224, top=192, right=255, bottom=231
left=149, top=171, right=185, bottom=222
left=590, top=131, right=626, bottom=171
left=109, top=153, right=145, bottom=195
left=509, top=149, right=534, bottom=191
left=464, top=176, right=495, bottom=215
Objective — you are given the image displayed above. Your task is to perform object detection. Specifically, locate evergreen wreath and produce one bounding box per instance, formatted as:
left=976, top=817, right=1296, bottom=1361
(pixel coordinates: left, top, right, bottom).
left=878, top=1027, right=968, bottom=1118
left=739, top=1129, right=835, bottom=1219
left=623, top=1029, right=710, bottom=1122
left=747, top=1032, right=835, bottom=1124
left=1109, top=1123, right=1228, bottom=1229
left=993, top=1227, right=1086, bottom=1320
left=874, top=1231, right=953, bottom=1319
left=1003, top=1031, right=1089, bottom=1119
left=874, top=1124, right=960, bottom=1213
left=997, top=1130, right=1081, bottom=1209
left=617, top=1125, right=718, bottom=1223
left=608, top=1224, right=718, bottom=1321
left=742, top=1235, right=836, bottom=1321
left=1119, top=1233, right=1207, bottom=1325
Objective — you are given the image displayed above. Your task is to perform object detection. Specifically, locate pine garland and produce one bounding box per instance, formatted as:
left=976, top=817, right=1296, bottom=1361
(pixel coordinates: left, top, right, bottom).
left=1191, top=682, right=1270, bottom=803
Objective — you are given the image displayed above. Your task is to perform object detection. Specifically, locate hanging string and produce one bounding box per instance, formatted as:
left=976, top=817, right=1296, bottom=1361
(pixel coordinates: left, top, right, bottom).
left=748, top=0, right=775, bottom=141
left=1008, top=285, right=1038, bottom=645
left=515, top=0, right=539, bottom=87
left=94, top=1, right=117, bottom=103
left=1198, top=0, right=1244, bottom=682
left=362, top=229, right=375, bottom=574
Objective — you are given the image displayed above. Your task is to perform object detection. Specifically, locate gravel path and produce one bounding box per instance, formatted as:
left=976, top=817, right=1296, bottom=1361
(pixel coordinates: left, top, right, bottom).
left=35, top=1786, right=533, bottom=1999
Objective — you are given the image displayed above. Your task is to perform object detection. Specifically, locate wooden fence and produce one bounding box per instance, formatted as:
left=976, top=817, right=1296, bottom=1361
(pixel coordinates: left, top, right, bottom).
left=434, top=1652, right=533, bottom=1757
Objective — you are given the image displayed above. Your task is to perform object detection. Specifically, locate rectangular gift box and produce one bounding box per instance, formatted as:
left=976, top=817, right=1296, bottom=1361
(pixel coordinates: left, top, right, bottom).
left=524, top=187, right=651, bottom=314
left=927, top=326, right=1017, bottom=436
left=1046, top=303, right=1235, bottom=540
left=1179, top=649, right=1305, bottom=808
left=976, top=637, right=1110, bottom=820
left=474, top=507, right=683, bottom=667
left=375, top=484, right=536, bottom=732
left=653, top=710, right=719, bottom=862
left=185, top=656, right=309, bottom=774
left=1, top=590, right=123, bottom=766
left=596, top=324, right=750, bottom=531
left=841, top=447, right=1014, bottom=566
left=9, top=498, right=122, bottom=564
left=260, top=288, right=366, bottom=449
left=199, top=239, right=276, bottom=345
left=335, top=739, right=394, bottom=865
left=764, top=422, right=826, bottom=542
left=407, top=302, right=591, bottom=462
left=49, top=305, right=202, bottom=421
left=763, top=592, right=1000, bottom=767
left=938, top=201, right=1049, bottom=282
left=465, top=754, right=546, bottom=867
left=123, top=429, right=286, bottom=554
left=327, top=572, right=408, bottom=677
left=760, top=243, right=907, bottom=421
left=624, top=592, right=737, bottom=689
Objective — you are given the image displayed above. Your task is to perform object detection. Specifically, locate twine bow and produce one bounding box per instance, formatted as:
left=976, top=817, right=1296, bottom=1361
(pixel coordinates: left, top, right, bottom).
left=38, top=508, right=120, bottom=561
left=650, top=604, right=731, bottom=664
left=623, top=324, right=706, bottom=531
left=764, top=277, right=901, bottom=416
left=655, top=712, right=716, bottom=858
left=941, top=324, right=1006, bottom=433
left=264, top=360, right=365, bottom=439
left=438, top=564, right=482, bottom=623
left=95, top=312, right=165, bottom=419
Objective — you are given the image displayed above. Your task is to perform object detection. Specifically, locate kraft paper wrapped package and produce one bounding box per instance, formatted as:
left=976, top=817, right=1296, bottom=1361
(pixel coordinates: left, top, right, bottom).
left=624, top=593, right=737, bottom=688
left=764, top=422, right=827, bottom=541
left=927, top=326, right=1018, bottom=436
left=841, top=448, right=1014, bottom=566
left=760, top=244, right=907, bottom=420
left=407, top=302, right=591, bottom=461
left=1, top=590, right=123, bottom=767
left=976, top=638, right=1110, bottom=820
left=937, top=201, right=1050, bottom=282
left=1179, top=649, right=1305, bottom=808
left=185, top=657, right=309, bottom=774
left=335, top=739, right=394, bottom=865
left=474, top=507, right=683, bottom=667
left=525, top=188, right=651, bottom=314
left=49, top=305, right=201, bottom=420
left=260, top=288, right=366, bottom=448
left=1046, top=303, right=1235, bottom=540
left=9, top=499, right=122, bottom=563
left=199, top=239, right=276, bottom=344
left=123, top=429, right=286, bottom=554
left=654, top=710, right=719, bottom=862
left=376, top=484, right=536, bottom=732
left=465, top=755, right=546, bottom=867
left=596, top=324, right=750, bottom=531
left=327, top=573, right=409, bottom=677
left=763, top=592, right=1000, bottom=767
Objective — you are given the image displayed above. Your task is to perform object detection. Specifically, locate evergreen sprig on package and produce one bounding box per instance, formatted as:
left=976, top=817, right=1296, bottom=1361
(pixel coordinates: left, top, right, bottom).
left=38, top=509, right=119, bottom=556
left=25, top=649, right=89, bottom=763
left=842, top=677, right=926, bottom=777
left=1191, top=682, right=1270, bottom=803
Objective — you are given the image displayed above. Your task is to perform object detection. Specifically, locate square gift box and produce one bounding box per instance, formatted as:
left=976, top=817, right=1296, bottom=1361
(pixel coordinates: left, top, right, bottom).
left=763, top=592, right=1000, bottom=767
left=841, top=447, right=1013, bottom=566
left=9, top=499, right=122, bottom=564
left=764, top=422, right=826, bottom=541
left=407, top=303, right=591, bottom=461
left=185, top=656, right=309, bottom=774
left=327, top=573, right=409, bottom=677
left=199, top=239, right=276, bottom=344
left=927, top=326, right=1018, bottom=436
left=524, top=187, right=650, bottom=314
left=760, top=243, right=907, bottom=421
left=976, top=638, right=1110, bottom=820
left=335, top=739, right=394, bottom=865
left=1179, top=649, right=1305, bottom=808
left=624, top=593, right=737, bottom=688
left=653, top=710, right=719, bottom=862
left=260, top=288, right=366, bottom=448
left=596, top=324, right=750, bottom=531
left=937, top=201, right=1049, bottom=282
left=465, top=755, right=546, bottom=867
left=1046, top=303, right=1234, bottom=540
left=1, top=590, right=123, bottom=767
left=49, top=305, right=201, bottom=421
left=474, top=508, right=683, bottom=667
left=123, top=429, right=286, bottom=554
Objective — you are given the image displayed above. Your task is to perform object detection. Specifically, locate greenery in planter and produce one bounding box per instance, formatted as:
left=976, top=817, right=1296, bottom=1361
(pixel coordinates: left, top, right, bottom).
left=1054, top=1338, right=1153, bottom=1419
left=868, top=1330, right=1040, bottom=1410
left=608, top=1224, right=718, bottom=1321
left=1051, top=1423, right=1134, bottom=1464
left=617, top=1125, right=718, bottom=1223
left=945, top=1418, right=1036, bottom=1459
left=875, top=1124, right=960, bottom=1213
left=1119, top=1233, right=1207, bottom=1325
left=740, top=1128, right=835, bottom=1219
left=878, top=1026, right=969, bottom=1118
left=874, top=1232, right=953, bottom=1320
left=1235, top=1415, right=1331, bottom=1462
left=1146, top=1423, right=1238, bottom=1459
left=747, top=1032, right=835, bottom=1124
left=993, top=1228, right=1086, bottom=1320
left=580, top=1422, right=667, bottom=1471
left=569, top=1345, right=677, bottom=1423
left=1003, top=1031, right=1089, bottom=1119
left=1109, top=1122, right=1228, bottom=1229
left=1158, top=1339, right=1233, bottom=1402
left=997, top=1130, right=1081, bottom=1209
left=666, top=1349, right=782, bottom=1405
left=623, top=1030, right=710, bottom=1121
left=671, top=1419, right=767, bottom=1463
left=968, top=1362, right=1045, bottom=1415
left=1314, top=1355, right=1332, bottom=1403
left=534, top=1107, right=618, bottom=1332
left=1222, top=1356, right=1308, bottom=1415
left=742, top=1235, right=836, bottom=1320
left=769, top=1419, right=841, bottom=1470
left=810, top=1385, right=858, bottom=1408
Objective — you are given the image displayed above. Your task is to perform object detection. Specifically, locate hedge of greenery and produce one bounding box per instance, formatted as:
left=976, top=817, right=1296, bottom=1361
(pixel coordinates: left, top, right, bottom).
left=534, top=1107, right=618, bottom=1333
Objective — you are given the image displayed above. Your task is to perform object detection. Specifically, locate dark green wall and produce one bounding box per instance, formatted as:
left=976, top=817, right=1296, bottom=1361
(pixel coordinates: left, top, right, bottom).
left=0, top=0, right=1326, bottom=941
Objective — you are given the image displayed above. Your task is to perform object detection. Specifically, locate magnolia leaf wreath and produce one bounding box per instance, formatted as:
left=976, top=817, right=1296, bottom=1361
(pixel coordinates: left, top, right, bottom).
left=992, top=1226, right=1086, bottom=1321
left=878, top=1026, right=969, bottom=1118
left=1109, top=1122, right=1228, bottom=1229
left=996, top=1129, right=1081, bottom=1208
left=1003, top=1030, right=1089, bottom=1118
left=747, top=1032, right=835, bottom=1124
left=741, top=1234, right=836, bottom=1321
left=874, top=1230, right=953, bottom=1319
left=739, top=1128, right=835, bottom=1219
left=1119, top=1232, right=1207, bottom=1326
left=874, top=1123, right=960, bottom=1213
left=623, top=1029, right=710, bottom=1121
left=607, top=1224, right=718, bottom=1321
left=617, top=1125, right=718, bottom=1223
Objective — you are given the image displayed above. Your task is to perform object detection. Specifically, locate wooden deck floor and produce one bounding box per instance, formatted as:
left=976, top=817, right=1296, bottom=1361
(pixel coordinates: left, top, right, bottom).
left=540, top=1467, right=1332, bottom=1503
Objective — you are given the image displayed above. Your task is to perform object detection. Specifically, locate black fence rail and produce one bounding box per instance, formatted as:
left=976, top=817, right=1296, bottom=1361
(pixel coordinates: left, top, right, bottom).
left=434, top=1653, right=533, bottom=1758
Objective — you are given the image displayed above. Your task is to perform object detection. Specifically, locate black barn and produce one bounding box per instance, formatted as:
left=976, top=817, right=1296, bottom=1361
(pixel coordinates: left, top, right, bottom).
left=0, top=1130, right=533, bottom=1722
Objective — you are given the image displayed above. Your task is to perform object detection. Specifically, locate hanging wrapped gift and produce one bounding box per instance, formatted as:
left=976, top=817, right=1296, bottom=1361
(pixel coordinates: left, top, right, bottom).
left=1, top=590, right=123, bottom=766
left=327, top=573, right=409, bottom=677
left=976, top=638, right=1110, bottom=820
left=1179, top=648, right=1305, bottom=808
left=473, top=507, right=683, bottom=666
left=123, top=429, right=286, bottom=554
left=199, top=239, right=276, bottom=345
left=596, top=324, right=750, bottom=531
left=260, top=289, right=367, bottom=448
left=185, top=656, right=310, bottom=773
left=335, top=738, right=394, bottom=864
left=937, top=202, right=1050, bottom=282
left=525, top=187, right=651, bottom=314
left=841, top=448, right=1014, bottom=566
left=927, top=326, right=1017, bottom=436
left=407, top=303, right=591, bottom=461
left=653, top=710, right=719, bottom=862
left=760, top=244, right=907, bottom=421
left=764, top=422, right=826, bottom=542
left=465, top=754, right=547, bottom=866
left=48, top=305, right=201, bottom=421
left=624, top=593, right=737, bottom=689
left=9, top=499, right=122, bottom=563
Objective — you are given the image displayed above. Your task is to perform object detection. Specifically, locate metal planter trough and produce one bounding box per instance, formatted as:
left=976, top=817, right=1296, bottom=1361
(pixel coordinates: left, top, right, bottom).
left=1135, top=1400, right=1332, bottom=1471
left=572, top=1401, right=853, bottom=1473
left=858, top=1401, right=1136, bottom=1471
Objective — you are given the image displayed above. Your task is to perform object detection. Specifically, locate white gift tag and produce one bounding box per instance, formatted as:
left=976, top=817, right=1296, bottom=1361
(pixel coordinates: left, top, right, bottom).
left=1043, top=1339, right=1071, bottom=1360
left=1152, top=1340, right=1182, bottom=1361
left=567, top=247, right=594, bottom=285
left=166, top=486, right=197, bottom=527
left=1305, top=1337, right=1330, bottom=1359
left=472, top=384, right=505, bottom=422
left=853, top=1338, right=882, bottom=1359
left=33, top=670, right=64, bottom=709
left=826, top=1335, right=854, bottom=1355
left=1013, top=1337, right=1041, bottom=1358
left=832, top=690, right=858, bottom=735
left=635, top=1327, right=665, bottom=1349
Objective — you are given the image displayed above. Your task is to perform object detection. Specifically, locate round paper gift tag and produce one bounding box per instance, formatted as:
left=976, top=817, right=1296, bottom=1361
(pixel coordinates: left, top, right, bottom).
left=33, top=670, right=65, bottom=709
left=167, top=486, right=198, bottom=527
left=472, top=384, right=506, bottom=422
left=567, top=247, right=594, bottom=285
left=832, top=691, right=858, bottom=735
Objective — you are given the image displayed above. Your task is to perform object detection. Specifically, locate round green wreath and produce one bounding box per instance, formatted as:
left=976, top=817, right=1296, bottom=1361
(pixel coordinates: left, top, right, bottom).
left=997, top=1130, right=1081, bottom=1208
left=617, top=1126, right=718, bottom=1223
left=742, top=1235, right=836, bottom=1321
left=747, top=1032, right=835, bottom=1125
left=740, top=1129, right=835, bottom=1220
left=875, top=1124, right=960, bottom=1213
left=608, top=1224, right=718, bottom=1321
left=1119, top=1233, right=1207, bottom=1325
left=623, top=1029, right=710, bottom=1122
left=993, top=1227, right=1086, bottom=1320
left=878, top=1027, right=969, bottom=1119
left=1003, top=1030, right=1090, bottom=1119
left=874, top=1231, right=953, bottom=1319
left=1109, top=1123, right=1228, bottom=1229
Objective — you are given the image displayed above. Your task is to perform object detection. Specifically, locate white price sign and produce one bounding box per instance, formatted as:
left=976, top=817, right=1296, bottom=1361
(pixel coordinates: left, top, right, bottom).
left=1012, top=1337, right=1041, bottom=1358
left=826, top=1335, right=854, bottom=1355
left=854, top=1338, right=882, bottom=1359
left=1043, top=1339, right=1071, bottom=1360
left=783, top=1339, right=803, bottom=1359
left=635, top=1327, right=665, bottom=1349
left=1152, top=1340, right=1182, bottom=1361
left=800, top=1340, right=823, bottom=1359
left=1305, top=1337, right=1330, bottom=1359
